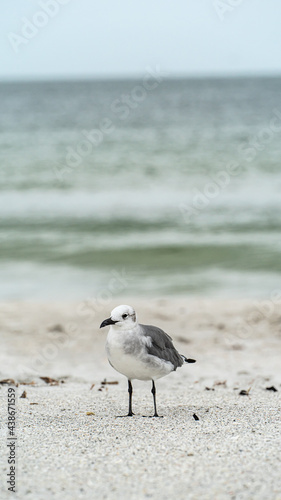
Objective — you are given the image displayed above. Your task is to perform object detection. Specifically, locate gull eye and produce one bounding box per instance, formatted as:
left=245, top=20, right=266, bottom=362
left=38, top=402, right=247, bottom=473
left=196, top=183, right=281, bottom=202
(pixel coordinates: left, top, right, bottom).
left=122, top=314, right=128, bottom=319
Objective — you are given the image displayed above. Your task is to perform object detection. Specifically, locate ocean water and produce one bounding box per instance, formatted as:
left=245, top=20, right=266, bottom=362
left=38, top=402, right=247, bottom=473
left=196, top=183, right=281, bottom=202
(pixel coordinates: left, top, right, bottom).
left=1, top=77, right=281, bottom=300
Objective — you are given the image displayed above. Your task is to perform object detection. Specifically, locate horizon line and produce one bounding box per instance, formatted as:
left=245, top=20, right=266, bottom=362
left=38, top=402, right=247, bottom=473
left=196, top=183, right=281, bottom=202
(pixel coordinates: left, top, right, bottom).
left=1, top=70, right=281, bottom=85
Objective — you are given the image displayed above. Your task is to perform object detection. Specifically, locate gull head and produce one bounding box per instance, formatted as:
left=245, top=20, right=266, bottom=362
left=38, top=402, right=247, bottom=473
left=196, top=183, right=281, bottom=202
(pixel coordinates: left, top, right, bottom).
left=100, top=305, right=137, bottom=330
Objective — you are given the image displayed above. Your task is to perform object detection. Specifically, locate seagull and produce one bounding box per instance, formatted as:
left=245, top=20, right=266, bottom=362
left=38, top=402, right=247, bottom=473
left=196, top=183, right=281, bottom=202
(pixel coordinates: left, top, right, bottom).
left=100, top=304, right=196, bottom=417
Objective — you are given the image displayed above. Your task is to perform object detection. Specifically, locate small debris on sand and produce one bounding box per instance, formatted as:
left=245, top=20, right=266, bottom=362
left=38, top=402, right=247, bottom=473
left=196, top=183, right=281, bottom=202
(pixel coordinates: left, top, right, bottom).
left=0, top=378, right=16, bottom=385
left=40, top=377, right=59, bottom=385
left=101, top=379, right=119, bottom=385
left=266, top=386, right=278, bottom=392
left=239, top=389, right=251, bottom=396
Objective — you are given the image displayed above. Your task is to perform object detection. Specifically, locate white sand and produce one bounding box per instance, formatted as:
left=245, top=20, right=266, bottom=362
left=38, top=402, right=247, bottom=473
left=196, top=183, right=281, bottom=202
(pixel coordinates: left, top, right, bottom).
left=0, top=299, right=280, bottom=499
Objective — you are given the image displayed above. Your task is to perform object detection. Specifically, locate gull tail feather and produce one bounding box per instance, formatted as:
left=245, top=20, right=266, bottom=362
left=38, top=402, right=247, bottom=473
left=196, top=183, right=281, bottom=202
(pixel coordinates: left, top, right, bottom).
left=181, top=355, right=196, bottom=363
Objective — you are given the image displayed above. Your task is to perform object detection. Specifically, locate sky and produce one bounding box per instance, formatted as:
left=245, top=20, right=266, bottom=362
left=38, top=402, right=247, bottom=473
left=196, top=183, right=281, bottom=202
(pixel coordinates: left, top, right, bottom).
left=1, top=0, right=281, bottom=80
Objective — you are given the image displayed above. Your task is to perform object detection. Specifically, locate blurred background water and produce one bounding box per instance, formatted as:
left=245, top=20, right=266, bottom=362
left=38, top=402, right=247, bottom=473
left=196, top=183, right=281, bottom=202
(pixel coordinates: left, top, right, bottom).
left=0, top=76, right=281, bottom=300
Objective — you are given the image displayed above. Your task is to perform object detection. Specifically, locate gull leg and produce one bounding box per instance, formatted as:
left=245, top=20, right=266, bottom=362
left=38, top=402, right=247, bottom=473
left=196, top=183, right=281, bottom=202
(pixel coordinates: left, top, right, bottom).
left=151, top=380, right=163, bottom=418
left=128, top=379, right=134, bottom=416
left=116, top=379, right=134, bottom=417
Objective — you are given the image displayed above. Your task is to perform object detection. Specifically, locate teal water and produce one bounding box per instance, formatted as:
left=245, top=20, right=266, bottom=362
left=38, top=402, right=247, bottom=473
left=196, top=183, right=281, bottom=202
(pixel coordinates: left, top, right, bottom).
left=0, top=77, right=281, bottom=299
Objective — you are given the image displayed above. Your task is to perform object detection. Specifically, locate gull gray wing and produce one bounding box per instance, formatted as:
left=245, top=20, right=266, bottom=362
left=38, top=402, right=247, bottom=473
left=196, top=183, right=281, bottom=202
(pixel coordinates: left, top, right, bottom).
left=139, top=324, right=184, bottom=370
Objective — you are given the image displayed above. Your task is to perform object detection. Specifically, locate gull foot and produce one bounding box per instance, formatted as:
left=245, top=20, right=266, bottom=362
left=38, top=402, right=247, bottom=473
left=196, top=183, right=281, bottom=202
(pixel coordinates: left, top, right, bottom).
left=142, top=414, right=163, bottom=418
left=116, top=412, right=135, bottom=417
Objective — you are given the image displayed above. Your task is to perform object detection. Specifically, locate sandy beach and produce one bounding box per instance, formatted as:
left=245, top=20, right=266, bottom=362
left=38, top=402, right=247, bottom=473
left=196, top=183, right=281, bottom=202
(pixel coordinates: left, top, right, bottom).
left=0, top=299, right=280, bottom=499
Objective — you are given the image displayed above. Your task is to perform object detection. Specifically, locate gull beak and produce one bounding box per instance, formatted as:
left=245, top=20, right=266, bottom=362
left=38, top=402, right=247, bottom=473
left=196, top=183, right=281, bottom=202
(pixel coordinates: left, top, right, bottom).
left=100, top=317, right=117, bottom=328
